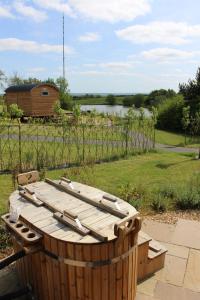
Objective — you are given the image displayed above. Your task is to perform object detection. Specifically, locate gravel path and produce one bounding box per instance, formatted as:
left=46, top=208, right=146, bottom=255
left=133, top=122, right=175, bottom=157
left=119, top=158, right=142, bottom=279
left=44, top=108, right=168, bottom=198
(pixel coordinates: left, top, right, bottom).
left=156, top=143, right=199, bottom=154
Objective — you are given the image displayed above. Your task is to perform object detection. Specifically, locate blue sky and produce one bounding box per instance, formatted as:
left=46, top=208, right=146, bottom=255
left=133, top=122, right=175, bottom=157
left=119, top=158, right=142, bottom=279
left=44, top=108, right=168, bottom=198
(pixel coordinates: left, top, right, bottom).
left=0, top=0, right=200, bottom=93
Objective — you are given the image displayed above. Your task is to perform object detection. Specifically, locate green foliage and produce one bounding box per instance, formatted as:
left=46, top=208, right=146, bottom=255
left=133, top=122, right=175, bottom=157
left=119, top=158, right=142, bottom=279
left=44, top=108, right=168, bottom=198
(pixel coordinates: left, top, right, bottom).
left=56, top=77, right=72, bottom=110
left=123, top=96, right=134, bottom=107
left=72, top=103, right=81, bottom=123
left=146, top=89, right=176, bottom=107
left=179, top=67, right=200, bottom=111
left=123, top=94, right=145, bottom=108
left=133, top=94, right=145, bottom=108
left=0, top=69, right=6, bottom=89
left=119, top=183, right=145, bottom=210
left=106, top=94, right=116, bottom=105
left=8, top=104, right=23, bottom=119
left=151, top=194, right=168, bottom=212
left=157, top=95, right=184, bottom=131
left=0, top=225, right=11, bottom=250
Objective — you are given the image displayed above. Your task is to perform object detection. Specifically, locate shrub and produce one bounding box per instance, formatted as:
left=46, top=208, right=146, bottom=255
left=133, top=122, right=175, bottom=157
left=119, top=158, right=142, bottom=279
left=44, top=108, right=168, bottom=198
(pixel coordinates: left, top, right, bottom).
left=119, top=183, right=145, bottom=210
left=175, top=188, right=200, bottom=210
left=106, top=94, right=116, bottom=105
left=123, top=96, right=134, bottom=107
left=151, top=194, right=168, bottom=212
left=133, top=94, right=145, bottom=108
left=157, top=95, right=184, bottom=131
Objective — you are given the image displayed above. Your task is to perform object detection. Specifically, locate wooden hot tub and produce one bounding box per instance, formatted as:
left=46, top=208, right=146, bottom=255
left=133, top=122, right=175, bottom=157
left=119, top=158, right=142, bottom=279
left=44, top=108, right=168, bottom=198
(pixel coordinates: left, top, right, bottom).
left=2, top=172, right=141, bottom=300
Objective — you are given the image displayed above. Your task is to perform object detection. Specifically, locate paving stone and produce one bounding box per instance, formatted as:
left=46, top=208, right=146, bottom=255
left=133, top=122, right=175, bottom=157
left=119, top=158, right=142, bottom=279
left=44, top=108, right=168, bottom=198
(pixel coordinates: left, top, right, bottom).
left=137, top=276, right=157, bottom=297
left=142, top=220, right=175, bottom=243
left=155, top=254, right=187, bottom=287
left=171, top=219, right=200, bottom=249
left=184, top=249, right=200, bottom=293
left=154, top=281, right=200, bottom=300
left=136, top=292, right=159, bottom=299
left=0, top=266, right=28, bottom=300
left=161, top=242, right=189, bottom=259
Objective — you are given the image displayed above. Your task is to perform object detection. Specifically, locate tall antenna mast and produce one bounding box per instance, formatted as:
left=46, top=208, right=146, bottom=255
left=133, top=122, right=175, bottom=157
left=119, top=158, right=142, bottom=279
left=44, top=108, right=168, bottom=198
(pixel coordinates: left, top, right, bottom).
left=62, top=13, right=65, bottom=80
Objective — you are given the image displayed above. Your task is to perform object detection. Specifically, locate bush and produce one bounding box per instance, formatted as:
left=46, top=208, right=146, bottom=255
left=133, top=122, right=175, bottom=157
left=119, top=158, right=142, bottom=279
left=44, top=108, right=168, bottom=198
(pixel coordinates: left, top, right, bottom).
left=151, top=194, right=168, bottom=212
left=157, top=95, right=184, bottom=131
left=8, top=104, right=23, bottom=119
left=175, top=188, right=200, bottom=210
left=123, top=96, right=134, bottom=107
left=133, top=94, right=145, bottom=108
left=146, top=89, right=176, bottom=106
left=106, top=94, right=116, bottom=105
left=119, top=183, right=145, bottom=210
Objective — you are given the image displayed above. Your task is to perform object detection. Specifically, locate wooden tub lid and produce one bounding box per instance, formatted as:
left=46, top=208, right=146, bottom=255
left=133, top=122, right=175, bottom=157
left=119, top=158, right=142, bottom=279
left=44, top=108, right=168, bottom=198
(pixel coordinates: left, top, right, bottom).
left=9, top=180, right=138, bottom=244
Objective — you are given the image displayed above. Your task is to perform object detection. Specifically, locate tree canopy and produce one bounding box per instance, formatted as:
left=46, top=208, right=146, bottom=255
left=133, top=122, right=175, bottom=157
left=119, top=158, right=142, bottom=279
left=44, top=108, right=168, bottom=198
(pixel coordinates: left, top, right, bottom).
left=146, top=89, right=176, bottom=107
left=179, top=67, right=200, bottom=111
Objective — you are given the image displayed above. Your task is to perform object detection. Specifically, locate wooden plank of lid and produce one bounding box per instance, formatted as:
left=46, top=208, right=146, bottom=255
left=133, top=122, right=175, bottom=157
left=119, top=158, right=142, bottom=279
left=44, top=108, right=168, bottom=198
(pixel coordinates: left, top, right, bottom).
left=45, top=178, right=128, bottom=219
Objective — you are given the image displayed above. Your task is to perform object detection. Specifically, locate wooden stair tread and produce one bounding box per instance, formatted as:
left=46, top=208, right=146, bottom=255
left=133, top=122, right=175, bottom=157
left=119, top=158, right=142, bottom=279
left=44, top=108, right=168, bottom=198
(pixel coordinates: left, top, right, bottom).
left=138, top=231, right=152, bottom=245
left=148, top=247, right=167, bottom=260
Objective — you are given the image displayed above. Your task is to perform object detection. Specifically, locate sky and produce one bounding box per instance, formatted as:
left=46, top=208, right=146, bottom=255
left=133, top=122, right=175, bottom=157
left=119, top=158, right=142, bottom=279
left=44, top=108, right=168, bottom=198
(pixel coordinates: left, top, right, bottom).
left=0, top=0, right=200, bottom=94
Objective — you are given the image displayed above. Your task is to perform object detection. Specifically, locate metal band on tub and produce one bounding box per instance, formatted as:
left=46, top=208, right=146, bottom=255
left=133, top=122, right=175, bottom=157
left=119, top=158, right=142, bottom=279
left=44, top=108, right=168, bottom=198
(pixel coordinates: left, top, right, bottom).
left=44, top=244, right=136, bottom=268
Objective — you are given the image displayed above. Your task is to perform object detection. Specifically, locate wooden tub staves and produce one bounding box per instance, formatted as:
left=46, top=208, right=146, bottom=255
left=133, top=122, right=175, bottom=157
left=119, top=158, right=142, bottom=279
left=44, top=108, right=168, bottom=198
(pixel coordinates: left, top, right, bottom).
left=1, top=172, right=141, bottom=300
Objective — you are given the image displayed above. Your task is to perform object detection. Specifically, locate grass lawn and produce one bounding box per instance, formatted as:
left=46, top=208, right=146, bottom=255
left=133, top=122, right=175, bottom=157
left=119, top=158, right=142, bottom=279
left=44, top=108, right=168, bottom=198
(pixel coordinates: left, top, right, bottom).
left=155, top=129, right=200, bottom=148
left=0, top=151, right=199, bottom=215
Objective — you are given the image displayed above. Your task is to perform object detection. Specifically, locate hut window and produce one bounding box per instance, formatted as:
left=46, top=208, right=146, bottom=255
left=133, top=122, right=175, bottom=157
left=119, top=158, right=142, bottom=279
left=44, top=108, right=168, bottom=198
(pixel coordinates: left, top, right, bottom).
left=41, top=91, right=49, bottom=96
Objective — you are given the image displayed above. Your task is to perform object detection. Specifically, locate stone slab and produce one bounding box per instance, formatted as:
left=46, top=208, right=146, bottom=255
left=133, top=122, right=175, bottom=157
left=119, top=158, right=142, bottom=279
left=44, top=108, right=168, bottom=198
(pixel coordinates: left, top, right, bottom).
left=171, top=219, right=200, bottom=249
left=184, top=249, right=200, bottom=292
left=137, top=276, right=157, bottom=297
left=155, top=255, right=187, bottom=287
left=161, top=242, right=189, bottom=259
left=142, top=220, right=175, bottom=243
left=136, top=292, right=159, bottom=300
left=0, top=266, right=27, bottom=299
left=154, top=281, right=200, bottom=300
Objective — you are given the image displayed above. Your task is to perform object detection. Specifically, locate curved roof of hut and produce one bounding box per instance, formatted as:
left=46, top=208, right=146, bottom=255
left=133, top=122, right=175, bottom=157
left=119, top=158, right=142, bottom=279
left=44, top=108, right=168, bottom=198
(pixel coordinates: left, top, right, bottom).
left=5, top=83, right=59, bottom=93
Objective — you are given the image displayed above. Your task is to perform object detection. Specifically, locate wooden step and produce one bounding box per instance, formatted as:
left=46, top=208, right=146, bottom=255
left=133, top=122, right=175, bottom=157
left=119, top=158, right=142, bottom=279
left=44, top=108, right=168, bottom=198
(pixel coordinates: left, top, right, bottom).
left=137, top=231, right=167, bottom=282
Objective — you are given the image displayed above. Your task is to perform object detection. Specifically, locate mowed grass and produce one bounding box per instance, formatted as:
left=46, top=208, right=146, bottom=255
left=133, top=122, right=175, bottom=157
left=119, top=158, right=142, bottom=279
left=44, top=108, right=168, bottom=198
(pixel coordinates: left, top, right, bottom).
left=0, top=151, right=198, bottom=215
left=155, top=129, right=200, bottom=148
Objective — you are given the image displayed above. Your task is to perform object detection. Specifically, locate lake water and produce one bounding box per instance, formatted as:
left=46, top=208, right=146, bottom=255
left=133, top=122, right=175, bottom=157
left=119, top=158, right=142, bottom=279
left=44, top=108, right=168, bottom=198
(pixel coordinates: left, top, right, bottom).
left=81, top=105, right=151, bottom=117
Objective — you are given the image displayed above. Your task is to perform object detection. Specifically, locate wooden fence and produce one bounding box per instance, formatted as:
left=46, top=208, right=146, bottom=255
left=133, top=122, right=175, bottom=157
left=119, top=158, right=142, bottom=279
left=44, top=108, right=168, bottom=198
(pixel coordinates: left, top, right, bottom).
left=0, top=120, right=154, bottom=173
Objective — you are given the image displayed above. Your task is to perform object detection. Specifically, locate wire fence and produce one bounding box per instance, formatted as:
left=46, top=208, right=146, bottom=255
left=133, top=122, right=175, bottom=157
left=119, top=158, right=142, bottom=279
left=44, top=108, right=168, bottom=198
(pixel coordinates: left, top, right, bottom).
left=0, top=119, right=155, bottom=173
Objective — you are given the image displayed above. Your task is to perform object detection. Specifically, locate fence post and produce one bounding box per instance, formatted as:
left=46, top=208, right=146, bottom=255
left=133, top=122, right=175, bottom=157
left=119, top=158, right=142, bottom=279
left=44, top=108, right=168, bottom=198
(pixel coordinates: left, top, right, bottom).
left=18, top=121, right=22, bottom=172
left=125, top=120, right=129, bottom=156
left=82, top=125, right=85, bottom=162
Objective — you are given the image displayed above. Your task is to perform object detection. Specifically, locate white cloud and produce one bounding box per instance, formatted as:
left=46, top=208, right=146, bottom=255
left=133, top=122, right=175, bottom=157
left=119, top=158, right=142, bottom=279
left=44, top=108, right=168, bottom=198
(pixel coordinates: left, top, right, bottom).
left=79, top=32, right=101, bottom=42
left=68, top=0, right=151, bottom=22
left=116, top=22, right=200, bottom=45
left=141, top=48, right=199, bottom=61
left=28, top=67, right=46, bottom=73
left=100, top=62, right=133, bottom=70
left=0, top=5, right=14, bottom=18
left=0, top=38, right=73, bottom=54
left=33, top=0, right=74, bottom=17
left=14, top=1, right=47, bottom=22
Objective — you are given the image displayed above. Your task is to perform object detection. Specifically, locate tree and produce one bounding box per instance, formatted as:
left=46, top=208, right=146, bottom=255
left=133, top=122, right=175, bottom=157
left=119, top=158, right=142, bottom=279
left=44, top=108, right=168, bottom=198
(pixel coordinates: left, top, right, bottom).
left=182, top=106, right=190, bottom=145
left=106, top=94, right=116, bottom=105
left=123, top=96, right=134, bottom=107
left=0, top=70, right=6, bottom=89
left=157, top=95, right=184, bottom=132
left=152, top=107, right=158, bottom=147
left=56, top=77, right=72, bottom=110
left=133, top=94, right=145, bottom=108
left=9, top=72, right=24, bottom=85
left=9, top=104, right=23, bottom=119
left=179, top=67, right=200, bottom=111
left=146, top=89, right=176, bottom=106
